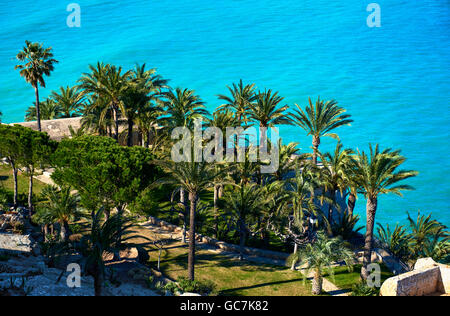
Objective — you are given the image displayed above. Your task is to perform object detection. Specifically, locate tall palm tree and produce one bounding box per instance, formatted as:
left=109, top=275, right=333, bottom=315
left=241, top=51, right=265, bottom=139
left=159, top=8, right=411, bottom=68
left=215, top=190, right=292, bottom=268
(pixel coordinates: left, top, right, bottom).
left=352, top=144, right=418, bottom=280
left=161, top=88, right=209, bottom=216
left=207, top=109, right=240, bottom=236
left=247, top=89, right=291, bottom=128
left=247, top=89, right=291, bottom=153
left=217, top=79, right=257, bottom=123
left=290, top=97, right=353, bottom=165
left=51, top=86, right=84, bottom=118
left=15, top=41, right=58, bottom=131
left=38, top=186, right=80, bottom=242
left=156, top=159, right=224, bottom=281
left=317, top=142, right=354, bottom=226
left=288, top=232, right=354, bottom=295
left=78, top=63, right=131, bottom=140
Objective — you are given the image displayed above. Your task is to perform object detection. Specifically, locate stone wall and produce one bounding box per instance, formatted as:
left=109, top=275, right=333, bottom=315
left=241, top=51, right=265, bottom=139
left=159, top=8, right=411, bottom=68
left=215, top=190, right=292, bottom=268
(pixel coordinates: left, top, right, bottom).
left=12, top=117, right=82, bottom=141
left=0, top=233, right=33, bottom=253
left=380, top=258, right=450, bottom=296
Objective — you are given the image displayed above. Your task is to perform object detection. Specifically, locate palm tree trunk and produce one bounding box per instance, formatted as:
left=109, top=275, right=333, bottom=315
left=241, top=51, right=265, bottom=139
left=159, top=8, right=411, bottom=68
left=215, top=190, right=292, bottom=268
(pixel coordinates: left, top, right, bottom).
left=34, top=85, right=41, bottom=132
left=347, top=192, right=356, bottom=218
left=112, top=106, right=119, bottom=141
left=239, top=218, right=246, bottom=261
left=93, top=265, right=104, bottom=296
left=291, top=243, right=298, bottom=270
left=312, top=136, right=320, bottom=165
left=43, top=224, right=49, bottom=241
left=214, top=184, right=219, bottom=238
left=361, top=196, right=378, bottom=280
left=312, top=269, right=323, bottom=295
left=127, top=119, right=133, bottom=147
left=188, top=192, right=197, bottom=281
left=60, top=221, right=70, bottom=242
left=180, top=188, right=187, bottom=243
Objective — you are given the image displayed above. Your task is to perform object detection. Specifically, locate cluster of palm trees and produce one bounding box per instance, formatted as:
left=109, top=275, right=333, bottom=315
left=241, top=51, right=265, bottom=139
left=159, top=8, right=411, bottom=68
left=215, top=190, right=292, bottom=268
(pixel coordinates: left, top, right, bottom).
left=14, top=41, right=422, bottom=292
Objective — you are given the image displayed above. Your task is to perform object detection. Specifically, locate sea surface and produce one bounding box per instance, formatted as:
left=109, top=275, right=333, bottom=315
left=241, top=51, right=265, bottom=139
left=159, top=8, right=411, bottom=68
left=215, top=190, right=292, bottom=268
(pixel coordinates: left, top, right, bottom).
left=0, top=1, right=449, bottom=228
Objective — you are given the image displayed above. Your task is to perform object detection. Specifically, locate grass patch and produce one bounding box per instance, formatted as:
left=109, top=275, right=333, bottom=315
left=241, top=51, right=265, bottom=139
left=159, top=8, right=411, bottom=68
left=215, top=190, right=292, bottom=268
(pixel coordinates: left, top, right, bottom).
left=0, top=164, right=47, bottom=204
left=130, top=226, right=312, bottom=296
left=325, top=263, right=394, bottom=294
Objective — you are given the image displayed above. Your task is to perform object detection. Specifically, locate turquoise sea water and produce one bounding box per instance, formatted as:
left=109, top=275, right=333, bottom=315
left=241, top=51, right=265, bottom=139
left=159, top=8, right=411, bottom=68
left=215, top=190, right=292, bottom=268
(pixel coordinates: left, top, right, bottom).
left=0, top=1, right=449, bottom=228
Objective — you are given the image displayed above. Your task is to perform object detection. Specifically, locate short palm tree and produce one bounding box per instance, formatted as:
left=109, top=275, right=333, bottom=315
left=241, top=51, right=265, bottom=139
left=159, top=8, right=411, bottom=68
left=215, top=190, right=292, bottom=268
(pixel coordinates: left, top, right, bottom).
left=376, top=223, right=412, bottom=261
left=288, top=232, right=354, bottom=295
left=407, top=211, right=449, bottom=261
left=156, top=159, right=225, bottom=281
left=38, top=186, right=80, bottom=242
left=25, top=99, right=62, bottom=122
left=15, top=41, right=58, bottom=131
left=217, top=79, right=257, bottom=123
left=74, top=209, right=147, bottom=296
left=51, top=86, right=84, bottom=118
left=290, top=97, right=353, bottom=165
left=352, top=144, right=418, bottom=280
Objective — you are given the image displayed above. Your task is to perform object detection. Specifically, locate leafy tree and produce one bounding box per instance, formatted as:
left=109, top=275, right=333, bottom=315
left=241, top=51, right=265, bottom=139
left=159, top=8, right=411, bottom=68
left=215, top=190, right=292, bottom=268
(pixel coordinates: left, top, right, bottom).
left=290, top=97, right=353, bottom=165
left=19, top=127, right=56, bottom=211
left=352, top=144, right=417, bottom=280
left=0, top=125, right=53, bottom=208
left=52, top=135, right=158, bottom=223
left=15, top=41, right=58, bottom=131
left=288, top=232, right=354, bottom=295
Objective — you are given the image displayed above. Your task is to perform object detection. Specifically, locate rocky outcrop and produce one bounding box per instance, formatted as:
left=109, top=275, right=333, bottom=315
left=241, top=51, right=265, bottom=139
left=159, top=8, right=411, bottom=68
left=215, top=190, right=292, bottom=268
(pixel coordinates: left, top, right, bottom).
left=0, top=234, right=34, bottom=253
left=380, top=258, right=450, bottom=296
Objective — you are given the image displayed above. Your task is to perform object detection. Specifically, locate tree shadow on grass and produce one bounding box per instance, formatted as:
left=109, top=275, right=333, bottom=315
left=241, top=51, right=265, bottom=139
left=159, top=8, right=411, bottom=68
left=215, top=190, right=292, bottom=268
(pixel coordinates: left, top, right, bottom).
left=220, top=277, right=304, bottom=296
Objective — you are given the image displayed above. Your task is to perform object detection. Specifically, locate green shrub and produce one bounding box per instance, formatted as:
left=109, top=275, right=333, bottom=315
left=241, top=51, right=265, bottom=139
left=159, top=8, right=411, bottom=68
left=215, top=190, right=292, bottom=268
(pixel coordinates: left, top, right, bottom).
left=176, top=277, right=217, bottom=296
left=350, top=282, right=379, bottom=296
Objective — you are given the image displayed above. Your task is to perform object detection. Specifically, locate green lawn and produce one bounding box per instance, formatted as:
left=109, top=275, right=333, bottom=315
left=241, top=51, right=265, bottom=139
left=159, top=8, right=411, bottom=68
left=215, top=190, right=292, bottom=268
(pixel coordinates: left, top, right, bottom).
left=0, top=164, right=47, bottom=203
left=131, top=227, right=313, bottom=296
left=325, top=263, right=394, bottom=294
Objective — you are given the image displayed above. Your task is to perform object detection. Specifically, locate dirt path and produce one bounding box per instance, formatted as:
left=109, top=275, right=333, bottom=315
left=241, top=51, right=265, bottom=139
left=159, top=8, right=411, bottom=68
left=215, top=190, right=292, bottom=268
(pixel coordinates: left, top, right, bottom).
left=137, top=221, right=348, bottom=296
